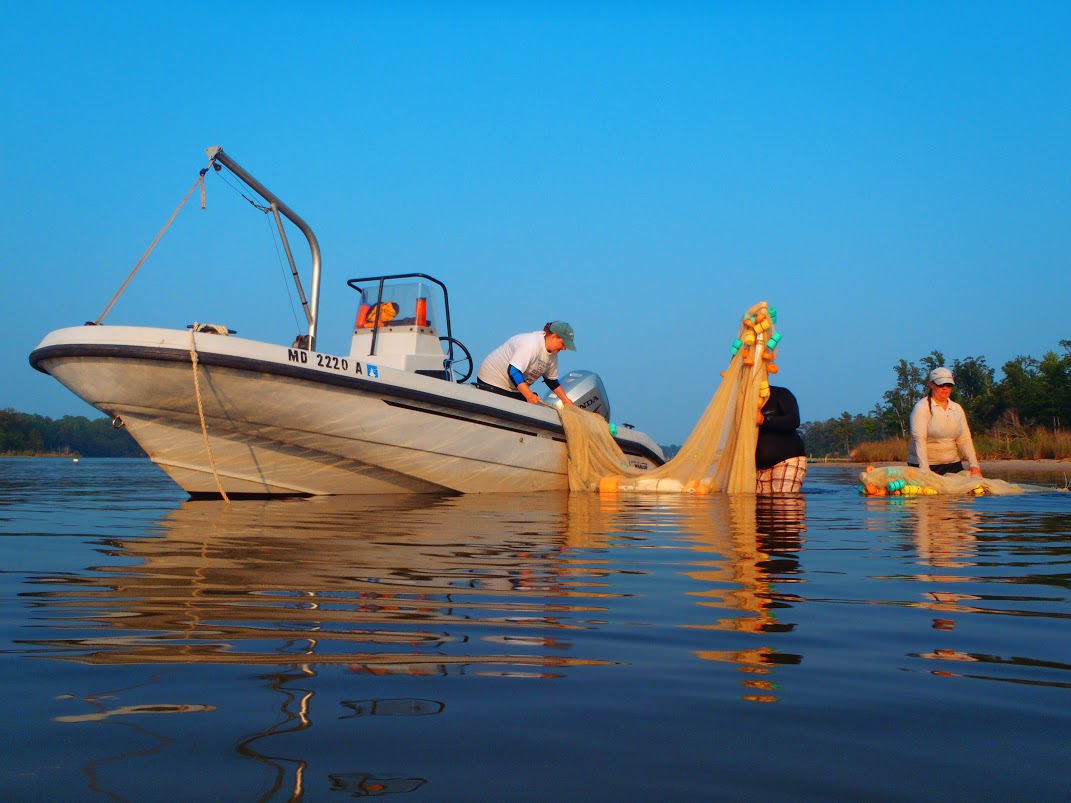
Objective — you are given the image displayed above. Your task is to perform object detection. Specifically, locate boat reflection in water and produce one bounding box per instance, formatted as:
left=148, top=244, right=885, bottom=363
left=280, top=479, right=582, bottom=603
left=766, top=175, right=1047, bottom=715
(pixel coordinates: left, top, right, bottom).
left=36, top=493, right=806, bottom=673
left=25, top=492, right=810, bottom=795
left=49, top=493, right=624, bottom=672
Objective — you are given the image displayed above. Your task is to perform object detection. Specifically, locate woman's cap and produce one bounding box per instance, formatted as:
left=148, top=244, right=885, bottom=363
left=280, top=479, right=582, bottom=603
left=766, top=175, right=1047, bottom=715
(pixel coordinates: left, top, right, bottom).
left=549, top=321, right=576, bottom=351
left=930, top=367, right=955, bottom=385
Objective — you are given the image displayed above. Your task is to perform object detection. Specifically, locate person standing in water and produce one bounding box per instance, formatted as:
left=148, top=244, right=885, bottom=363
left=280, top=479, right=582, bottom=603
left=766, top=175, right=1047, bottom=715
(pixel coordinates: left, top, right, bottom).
left=756, top=386, right=807, bottom=493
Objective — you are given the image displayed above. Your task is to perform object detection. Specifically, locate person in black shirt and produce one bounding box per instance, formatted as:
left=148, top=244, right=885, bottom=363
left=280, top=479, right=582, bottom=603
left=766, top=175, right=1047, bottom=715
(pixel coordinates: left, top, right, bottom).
left=756, top=386, right=807, bottom=493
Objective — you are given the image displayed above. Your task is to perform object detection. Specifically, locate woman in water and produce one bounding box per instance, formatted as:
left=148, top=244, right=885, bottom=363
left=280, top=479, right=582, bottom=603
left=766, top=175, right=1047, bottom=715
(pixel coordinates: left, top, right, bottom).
left=907, top=367, right=983, bottom=477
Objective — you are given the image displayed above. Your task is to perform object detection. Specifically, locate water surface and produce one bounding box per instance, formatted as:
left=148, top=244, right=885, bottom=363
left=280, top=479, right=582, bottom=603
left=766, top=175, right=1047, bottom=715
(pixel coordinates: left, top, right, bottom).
left=1, top=459, right=1068, bottom=800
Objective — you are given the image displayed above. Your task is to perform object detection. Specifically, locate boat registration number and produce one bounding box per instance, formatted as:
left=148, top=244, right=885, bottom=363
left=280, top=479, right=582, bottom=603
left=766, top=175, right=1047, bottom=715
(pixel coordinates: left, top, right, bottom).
left=288, top=348, right=369, bottom=376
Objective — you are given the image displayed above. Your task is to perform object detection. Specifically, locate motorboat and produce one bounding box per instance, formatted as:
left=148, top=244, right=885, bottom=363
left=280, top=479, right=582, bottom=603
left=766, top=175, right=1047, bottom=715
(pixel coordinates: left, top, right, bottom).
left=29, top=146, right=664, bottom=497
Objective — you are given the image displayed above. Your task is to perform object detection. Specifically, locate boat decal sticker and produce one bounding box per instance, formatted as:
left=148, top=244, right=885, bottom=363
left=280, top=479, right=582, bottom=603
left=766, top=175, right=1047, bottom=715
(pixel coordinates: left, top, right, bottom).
left=367, top=365, right=379, bottom=378
left=287, top=348, right=309, bottom=364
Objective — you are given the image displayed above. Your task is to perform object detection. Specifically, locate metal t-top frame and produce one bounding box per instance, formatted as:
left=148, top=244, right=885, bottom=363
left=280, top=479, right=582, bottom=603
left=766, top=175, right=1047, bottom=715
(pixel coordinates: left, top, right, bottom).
left=206, top=146, right=323, bottom=351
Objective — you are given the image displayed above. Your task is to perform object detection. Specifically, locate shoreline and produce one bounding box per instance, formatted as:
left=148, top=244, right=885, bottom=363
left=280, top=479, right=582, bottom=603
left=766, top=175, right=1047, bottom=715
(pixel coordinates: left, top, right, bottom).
left=836, top=458, right=1071, bottom=475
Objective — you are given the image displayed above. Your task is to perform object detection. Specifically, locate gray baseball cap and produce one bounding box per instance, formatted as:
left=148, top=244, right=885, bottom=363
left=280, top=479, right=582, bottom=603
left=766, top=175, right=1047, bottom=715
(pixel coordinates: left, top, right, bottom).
left=549, top=321, right=576, bottom=351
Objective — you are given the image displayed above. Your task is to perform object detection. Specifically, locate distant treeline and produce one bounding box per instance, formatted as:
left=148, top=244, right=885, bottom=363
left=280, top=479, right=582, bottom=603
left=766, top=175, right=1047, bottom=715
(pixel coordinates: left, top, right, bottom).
left=800, top=341, right=1071, bottom=458
left=0, top=408, right=146, bottom=457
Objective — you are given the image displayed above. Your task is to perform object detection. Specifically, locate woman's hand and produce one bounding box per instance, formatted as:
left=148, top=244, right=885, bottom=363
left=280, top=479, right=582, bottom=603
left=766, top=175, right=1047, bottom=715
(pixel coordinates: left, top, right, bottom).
left=517, top=381, right=541, bottom=405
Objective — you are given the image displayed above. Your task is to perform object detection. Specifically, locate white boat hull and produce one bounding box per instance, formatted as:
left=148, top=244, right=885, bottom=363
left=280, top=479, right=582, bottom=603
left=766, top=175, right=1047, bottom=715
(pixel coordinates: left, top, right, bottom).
left=30, top=326, right=663, bottom=496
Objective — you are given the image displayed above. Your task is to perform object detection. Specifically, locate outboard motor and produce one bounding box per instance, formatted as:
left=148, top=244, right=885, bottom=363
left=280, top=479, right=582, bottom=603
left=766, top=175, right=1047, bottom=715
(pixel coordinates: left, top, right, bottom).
left=542, top=370, right=611, bottom=421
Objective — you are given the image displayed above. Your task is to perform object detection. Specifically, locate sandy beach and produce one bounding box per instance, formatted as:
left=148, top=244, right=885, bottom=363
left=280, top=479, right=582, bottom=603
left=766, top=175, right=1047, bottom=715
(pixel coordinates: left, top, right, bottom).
left=980, top=458, right=1071, bottom=474
left=843, top=458, right=1071, bottom=476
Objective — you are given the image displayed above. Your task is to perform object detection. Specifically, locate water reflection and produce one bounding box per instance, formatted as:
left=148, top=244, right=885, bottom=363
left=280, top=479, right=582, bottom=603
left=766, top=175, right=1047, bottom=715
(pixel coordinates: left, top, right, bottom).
left=328, top=772, right=426, bottom=796
left=236, top=665, right=317, bottom=800
left=866, top=491, right=1071, bottom=689
left=8, top=464, right=1071, bottom=800
left=53, top=676, right=216, bottom=797
left=909, top=497, right=982, bottom=570
left=896, top=497, right=985, bottom=630
left=865, top=496, right=984, bottom=618
left=21, top=492, right=811, bottom=667
left=672, top=494, right=807, bottom=702
left=17, top=491, right=820, bottom=792
left=575, top=491, right=810, bottom=702
left=682, top=495, right=806, bottom=633
left=24, top=494, right=643, bottom=670
left=907, top=648, right=1071, bottom=688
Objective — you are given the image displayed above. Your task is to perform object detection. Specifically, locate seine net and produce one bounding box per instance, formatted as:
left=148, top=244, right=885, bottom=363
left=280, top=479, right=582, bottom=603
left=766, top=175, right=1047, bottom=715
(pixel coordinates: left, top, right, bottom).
left=857, top=465, right=1033, bottom=496
left=560, top=301, right=779, bottom=494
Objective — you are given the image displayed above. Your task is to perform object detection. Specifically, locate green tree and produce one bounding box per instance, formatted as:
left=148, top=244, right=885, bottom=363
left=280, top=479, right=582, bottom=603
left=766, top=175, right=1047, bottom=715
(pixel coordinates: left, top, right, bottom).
left=950, top=355, right=997, bottom=429
left=883, top=359, right=925, bottom=436
left=996, top=355, right=1043, bottom=425
left=0, top=408, right=145, bottom=457
left=919, top=350, right=945, bottom=376
left=27, top=429, right=44, bottom=454
left=1035, top=346, right=1071, bottom=430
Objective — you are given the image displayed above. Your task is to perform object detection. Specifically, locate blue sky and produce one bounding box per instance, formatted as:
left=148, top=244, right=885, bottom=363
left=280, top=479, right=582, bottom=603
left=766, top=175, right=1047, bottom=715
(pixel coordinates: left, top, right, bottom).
left=3, top=2, right=1069, bottom=445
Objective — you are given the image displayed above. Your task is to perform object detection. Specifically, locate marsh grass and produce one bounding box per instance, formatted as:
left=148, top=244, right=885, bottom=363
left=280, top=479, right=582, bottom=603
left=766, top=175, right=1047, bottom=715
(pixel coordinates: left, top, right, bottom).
left=850, top=428, right=1071, bottom=462
left=975, top=428, right=1071, bottom=460
left=850, top=440, right=908, bottom=463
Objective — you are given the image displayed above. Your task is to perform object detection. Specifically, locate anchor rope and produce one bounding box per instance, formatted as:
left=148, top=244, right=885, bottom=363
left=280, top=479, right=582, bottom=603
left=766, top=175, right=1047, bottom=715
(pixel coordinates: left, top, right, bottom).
left=189, top=324, right=230, bottom=503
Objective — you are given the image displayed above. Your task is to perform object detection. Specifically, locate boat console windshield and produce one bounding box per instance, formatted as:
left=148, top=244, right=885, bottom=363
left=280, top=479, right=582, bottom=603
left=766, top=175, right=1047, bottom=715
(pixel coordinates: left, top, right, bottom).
left=347, top=273, right=473, bottom=382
